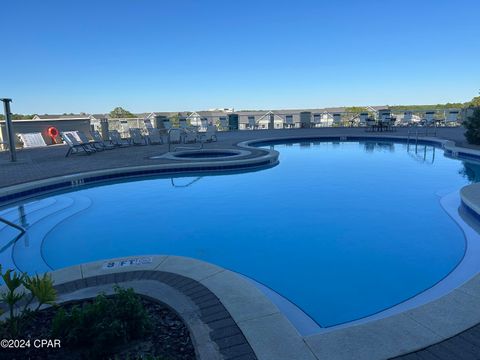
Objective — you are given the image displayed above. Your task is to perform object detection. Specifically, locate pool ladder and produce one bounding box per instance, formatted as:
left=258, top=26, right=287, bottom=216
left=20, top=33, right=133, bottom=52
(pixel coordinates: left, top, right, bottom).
left=407, top=127, right=437, bottom=146
left=0, top=216, right=26, bottom=252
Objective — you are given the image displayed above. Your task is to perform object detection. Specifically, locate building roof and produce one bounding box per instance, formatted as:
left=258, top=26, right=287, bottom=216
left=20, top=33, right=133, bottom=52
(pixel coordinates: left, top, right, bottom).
left=33, top=114, right=90, bottom=120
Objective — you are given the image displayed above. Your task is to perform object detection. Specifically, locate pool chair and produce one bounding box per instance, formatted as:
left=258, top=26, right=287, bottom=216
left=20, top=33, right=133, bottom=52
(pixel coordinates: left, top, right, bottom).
left=146, top=128, right=164, bottom=145
left=129, top=128, right=148, bottom=145
left=183, top=128, right=201, bottom=143
left=61, top=132, right=96, bottom=157
left=366, top=118, right=376, bottom=132
left=199, top=125, right=218, bottom=142
left=109, top=130, right=131, bottom=147
left=90, top=130, right=116, bottom=150
left=76, top=131, right=105, bottom=151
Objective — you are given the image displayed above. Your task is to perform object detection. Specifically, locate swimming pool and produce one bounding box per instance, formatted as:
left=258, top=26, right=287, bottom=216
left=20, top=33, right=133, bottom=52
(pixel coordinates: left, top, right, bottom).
left=0, top=140, right=478, bottom=329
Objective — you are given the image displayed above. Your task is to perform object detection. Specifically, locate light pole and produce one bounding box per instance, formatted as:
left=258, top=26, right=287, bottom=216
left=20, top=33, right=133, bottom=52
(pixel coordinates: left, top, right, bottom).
left=1, top=98, right=16, bottom=162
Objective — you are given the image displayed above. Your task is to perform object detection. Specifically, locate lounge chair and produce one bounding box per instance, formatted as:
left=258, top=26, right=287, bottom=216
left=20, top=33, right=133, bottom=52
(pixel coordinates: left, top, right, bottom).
left=129, top=128, right=147, bottom=145
left=61, top=132, right=96, bottom=157
left=90, top=130, right=115, bottom=150
left=168, top=128, right=182, bottom=144
left=109, top=130, right=131, bottom=147
left=424, top=111, right=436, bottom=127
left=76, top=131, right=104, bottom=151
left=146, top=128, right=164, bottom=145
left=17, top=133, right=47, bottom=148
left=200, top=125, right=217, bottom=142
left=247, top=116, right=257, bottom=130
left=366, top=118, right=376, bottom=132
left=359, top=113, right=368, bottom=127
left=219, top=117, right=229, bottom=131
left=183, top=128, right=200, bottom=143
left=445, top=110, right=459, bottom=126
left=284, top=115, right=295, bottom=129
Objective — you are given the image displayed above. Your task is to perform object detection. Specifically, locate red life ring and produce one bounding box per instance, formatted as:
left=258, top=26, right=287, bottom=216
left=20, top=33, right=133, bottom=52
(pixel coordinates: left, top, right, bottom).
left=47, top=127, right=59, bottom=143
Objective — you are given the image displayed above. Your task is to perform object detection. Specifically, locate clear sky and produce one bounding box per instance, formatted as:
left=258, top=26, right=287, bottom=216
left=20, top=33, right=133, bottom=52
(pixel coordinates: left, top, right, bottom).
left=1, top=0, right=479, bottom=114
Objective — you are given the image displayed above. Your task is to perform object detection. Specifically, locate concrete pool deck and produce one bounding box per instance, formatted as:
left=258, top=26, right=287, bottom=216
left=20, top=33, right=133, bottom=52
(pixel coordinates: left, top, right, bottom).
left=3, top=126, right=480, bottom=359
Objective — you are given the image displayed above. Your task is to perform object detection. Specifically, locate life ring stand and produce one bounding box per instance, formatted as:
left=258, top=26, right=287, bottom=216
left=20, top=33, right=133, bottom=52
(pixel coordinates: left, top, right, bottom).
left=47, top=126, right=59, bottom=144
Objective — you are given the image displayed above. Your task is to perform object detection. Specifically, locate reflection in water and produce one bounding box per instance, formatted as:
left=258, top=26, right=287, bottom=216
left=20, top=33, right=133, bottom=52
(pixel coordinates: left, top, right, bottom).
left=170, top=177, right=203, bottom=188
left=406, top=144, right=435, bottom=164
left=361, top=141, right=395, bottom=153
left=459, top=161, right=480, bottom=183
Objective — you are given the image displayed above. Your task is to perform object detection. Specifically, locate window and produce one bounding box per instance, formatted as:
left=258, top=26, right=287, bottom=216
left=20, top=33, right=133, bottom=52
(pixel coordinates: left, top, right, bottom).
left=285, top=115, right=293, bottom=123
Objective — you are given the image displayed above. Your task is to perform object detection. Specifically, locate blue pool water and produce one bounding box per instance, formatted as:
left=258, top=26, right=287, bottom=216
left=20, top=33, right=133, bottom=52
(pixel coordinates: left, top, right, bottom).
left=0, top=141, right=477, bottom=327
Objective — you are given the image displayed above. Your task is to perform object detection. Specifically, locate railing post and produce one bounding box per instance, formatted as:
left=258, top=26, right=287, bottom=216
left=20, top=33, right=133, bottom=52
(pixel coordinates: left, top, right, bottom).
left=1, top=98, right=17, bottom=162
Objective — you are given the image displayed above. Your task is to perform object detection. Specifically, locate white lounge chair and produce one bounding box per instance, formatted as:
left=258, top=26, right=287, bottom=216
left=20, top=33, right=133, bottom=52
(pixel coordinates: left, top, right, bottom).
left=17, top=133, right=47, bottom=148
left=61, top=132, right=96, bottom=157
left=359, top=113, right=368, bottom=127
left=284, top=115, right=294, bottom=129
left=109, top=130, right=131, bottom=147
left=129, top=128, right=147, bottom=145
left=183, top=128, right=200, bottom=143
left=200, top=125, right=217, bottom=142
left=90, top=130, right=115, bottom=149
left=445, top=110, right=459, bottom=126
left=424, top=111, right=436, bottom=126
left=146, top=128, right=163, bottom=145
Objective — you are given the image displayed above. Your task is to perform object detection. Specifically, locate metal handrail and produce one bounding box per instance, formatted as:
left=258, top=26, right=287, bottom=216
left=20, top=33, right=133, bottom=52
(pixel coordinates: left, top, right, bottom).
left=0, top=216, right=26, bottom=235
left=0, top=216, right=27, bottom=253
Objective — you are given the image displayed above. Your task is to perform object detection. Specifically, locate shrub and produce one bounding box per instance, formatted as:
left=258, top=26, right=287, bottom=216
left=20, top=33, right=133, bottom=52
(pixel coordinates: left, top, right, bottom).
left=0, top=265, right=57, bottom=338
left=51, top=286, right=153, bottom=358
left=464, top=108, right=480, bottom=144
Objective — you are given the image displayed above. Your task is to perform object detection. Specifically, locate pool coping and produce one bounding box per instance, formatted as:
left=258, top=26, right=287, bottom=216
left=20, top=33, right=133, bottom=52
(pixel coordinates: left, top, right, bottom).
left=4, top=134, right=480, bottom=359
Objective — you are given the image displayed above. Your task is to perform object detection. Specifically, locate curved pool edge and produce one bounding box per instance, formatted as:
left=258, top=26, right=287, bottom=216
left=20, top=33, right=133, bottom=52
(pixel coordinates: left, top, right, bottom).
left=4, top=135, right=480, bottom=359
left=0, top=148, right=279, bottom=207
left=31, top=255, right=317, bottom=360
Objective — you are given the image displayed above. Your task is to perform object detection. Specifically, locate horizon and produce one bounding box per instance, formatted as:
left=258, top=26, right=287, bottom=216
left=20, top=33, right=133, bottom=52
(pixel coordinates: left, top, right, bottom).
left=1, top=0, right=479, bottom=114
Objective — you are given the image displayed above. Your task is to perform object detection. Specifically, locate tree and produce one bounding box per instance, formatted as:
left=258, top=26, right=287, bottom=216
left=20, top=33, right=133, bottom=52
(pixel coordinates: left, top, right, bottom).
left=466, top=96, right=480, bottom=108
left=464, top=108, right=480, bottom=144
left=109, top=107, right=136, bottom=118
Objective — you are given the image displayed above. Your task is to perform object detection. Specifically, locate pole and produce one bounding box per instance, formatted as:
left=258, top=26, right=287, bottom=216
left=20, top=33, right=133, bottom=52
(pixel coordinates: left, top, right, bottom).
left=1, top=98, right=16, bottom=162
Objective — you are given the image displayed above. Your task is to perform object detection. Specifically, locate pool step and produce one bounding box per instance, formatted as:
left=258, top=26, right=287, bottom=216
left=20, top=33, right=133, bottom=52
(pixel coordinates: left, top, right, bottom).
left=0, top=194, right=92, bottom=274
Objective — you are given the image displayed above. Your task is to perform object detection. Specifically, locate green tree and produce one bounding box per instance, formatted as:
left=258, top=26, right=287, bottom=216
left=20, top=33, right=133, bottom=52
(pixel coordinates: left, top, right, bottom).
left=109, top=107, right=136, bottom=118
left=464, top=108, right=480, bottom=144
left=466, top=96, right=480, bottom=108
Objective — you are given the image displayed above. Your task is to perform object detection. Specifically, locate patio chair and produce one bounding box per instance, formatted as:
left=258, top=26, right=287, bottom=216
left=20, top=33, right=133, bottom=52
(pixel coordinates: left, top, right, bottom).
left=284, top=115, right=295, bottom=129
left=219, top=117, right=229, bottom=131
left=146, top=128, right=164, bottom=145
left=76, top=131, right=104, bottom=151
left=359, top=113, right=368, bottom=127
left=168, top=128, right=182, bottom=144
left=129, top=128, right=147, bottom=145
left=445, top=110, right=460, bottom=126
left=200, top=125, right=218, bottom=142
left=90, top=130, right=116, bottom=150
left=17, top=133, right=47, bottom=148
left=424, top=111, right=436, bottom=127
left=61, top=132, right=96, bottom=157
left=109, top=130, right=131, bottom=147
left=183, top=128, right=201, bottom=143
left=366, top=118, right=376, bottom=132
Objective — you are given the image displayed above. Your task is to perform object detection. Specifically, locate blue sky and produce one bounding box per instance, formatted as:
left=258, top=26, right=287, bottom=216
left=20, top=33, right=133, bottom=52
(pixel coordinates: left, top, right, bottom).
left=1, top=0, right=479, bottom=114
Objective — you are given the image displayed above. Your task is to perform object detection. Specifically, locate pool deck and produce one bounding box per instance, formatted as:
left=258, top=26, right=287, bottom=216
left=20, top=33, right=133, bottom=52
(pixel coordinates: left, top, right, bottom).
left=0, top=126, right=474, bottom=189
left=3, top=126, right=480, bottom=359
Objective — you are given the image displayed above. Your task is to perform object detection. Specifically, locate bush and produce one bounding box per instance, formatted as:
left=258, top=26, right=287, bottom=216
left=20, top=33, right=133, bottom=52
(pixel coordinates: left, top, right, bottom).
left=0, top=265, right=56, bottom=338
left=51, top=286, right=153, bottom=358
left=464, top=108, right=480, bottom=144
